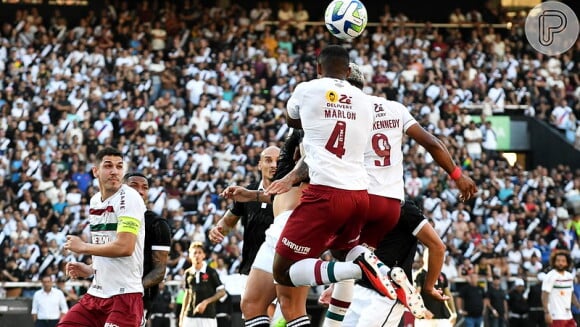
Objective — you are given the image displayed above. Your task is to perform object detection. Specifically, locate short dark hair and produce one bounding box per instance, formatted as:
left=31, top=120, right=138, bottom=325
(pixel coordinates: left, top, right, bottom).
left=318, top=45, right=349, bottom=75
left=95, top=147, right=123, bottom=164
left=123, top=172, right=149, bottom=185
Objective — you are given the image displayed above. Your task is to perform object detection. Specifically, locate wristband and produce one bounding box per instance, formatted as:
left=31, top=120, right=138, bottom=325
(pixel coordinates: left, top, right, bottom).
left=450, top=166, right=462, bottom=181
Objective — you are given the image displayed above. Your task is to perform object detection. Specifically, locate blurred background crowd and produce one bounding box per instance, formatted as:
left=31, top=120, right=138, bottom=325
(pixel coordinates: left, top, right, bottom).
left=0, top=0, right=579, bottom=315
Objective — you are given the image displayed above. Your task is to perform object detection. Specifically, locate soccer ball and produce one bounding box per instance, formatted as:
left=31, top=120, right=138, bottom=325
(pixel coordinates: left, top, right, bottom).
left=324, top=0, right=368, bottom=40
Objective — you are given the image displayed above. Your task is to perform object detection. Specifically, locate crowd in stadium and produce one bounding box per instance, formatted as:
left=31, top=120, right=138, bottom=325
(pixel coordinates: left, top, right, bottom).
left=0, top=0, right=579, bottom=309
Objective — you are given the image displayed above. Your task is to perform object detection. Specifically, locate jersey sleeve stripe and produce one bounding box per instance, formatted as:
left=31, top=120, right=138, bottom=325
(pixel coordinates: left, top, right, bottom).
left=151, top=245, right=171, bottom=252
left=412, top=219, right=428, bottom=236
left=402, top=120, right=418, bottom=132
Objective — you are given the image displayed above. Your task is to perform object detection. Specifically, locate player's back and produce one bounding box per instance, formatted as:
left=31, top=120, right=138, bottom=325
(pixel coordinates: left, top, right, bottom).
left=364, top=96, right=417, bottom=200
left=287, top=77, right=373, bottom=190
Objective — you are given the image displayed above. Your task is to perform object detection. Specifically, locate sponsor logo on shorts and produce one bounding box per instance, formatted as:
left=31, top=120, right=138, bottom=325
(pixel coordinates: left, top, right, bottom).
left=281, top=237, right=311, bottom=255
left=105, top=323, right=120, bottom=327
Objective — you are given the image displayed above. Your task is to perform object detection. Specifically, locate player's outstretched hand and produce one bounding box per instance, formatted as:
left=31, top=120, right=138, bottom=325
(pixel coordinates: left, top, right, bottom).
left=318, top=284, right=334, bottom=307
left=265, top=178, right=292, bottom=195
left=455, top=173, right=477, bottom=202
left=209, top=225, right=226, bottom=244
left=423, top=287, right=449, bottom=302
left=66, top=261, right=93, bottom=279
left=220, top=186, right=256, bottom=203
left=194, top=300, right=208, bottom=314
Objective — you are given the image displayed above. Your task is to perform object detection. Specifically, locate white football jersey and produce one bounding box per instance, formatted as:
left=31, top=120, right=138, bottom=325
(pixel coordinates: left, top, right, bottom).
left=542, top=269, right=574, bottom=320
left=88, top=184, right=146, bottom=298
left=364, top=96, right=417, bottom=200
left=287, top=77, right=373, bottom=190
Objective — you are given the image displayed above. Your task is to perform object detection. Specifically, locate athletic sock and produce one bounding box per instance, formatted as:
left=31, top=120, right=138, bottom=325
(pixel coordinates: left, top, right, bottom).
left=287, top=315, right=311, bottom=327
left=323, top=279, right=354, bottom=327
left=289, top=258, right=362, bottom=286
left=245, top=315, right=270, bottom=327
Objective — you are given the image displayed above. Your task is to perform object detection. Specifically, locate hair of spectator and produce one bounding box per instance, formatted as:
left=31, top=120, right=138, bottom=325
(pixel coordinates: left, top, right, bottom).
left=317, top=45, right=349, bottom=78
left=190, top=241, right=204, bottom=251
left=95, top=147, right=123, bottom=164
left=123, top=172, right=150, bottom=185
left=550, top=249, right=572, bottom=270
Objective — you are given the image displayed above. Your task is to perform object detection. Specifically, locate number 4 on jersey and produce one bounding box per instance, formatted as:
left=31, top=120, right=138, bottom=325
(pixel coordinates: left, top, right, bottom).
left=325, top=121, right=346, bottom=158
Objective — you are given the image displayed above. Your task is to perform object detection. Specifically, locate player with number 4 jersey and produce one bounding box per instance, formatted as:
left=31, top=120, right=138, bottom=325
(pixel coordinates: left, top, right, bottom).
left=288, top=74, right=373, bottom=191
left=266, top=45, right=395, bottom=327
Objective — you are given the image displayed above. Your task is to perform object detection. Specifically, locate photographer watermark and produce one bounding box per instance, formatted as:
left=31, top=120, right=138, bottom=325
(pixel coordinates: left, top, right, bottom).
left=525, top=1, right=578, bottom=56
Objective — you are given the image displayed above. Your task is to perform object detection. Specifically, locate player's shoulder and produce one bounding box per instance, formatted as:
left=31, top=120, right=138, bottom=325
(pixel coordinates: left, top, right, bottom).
left=245, top=181, right=260, bottom=191
left=120, top=184, right=143, bottom=200
left=89, top=192, right=101, bottom=205
left=544, top=269, right=559, bottom=279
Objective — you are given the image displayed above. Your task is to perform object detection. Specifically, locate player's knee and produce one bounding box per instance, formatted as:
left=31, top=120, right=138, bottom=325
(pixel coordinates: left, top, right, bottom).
left=272, top=268, right=292, bottom=286
left=278, top=296, right=304, bottom=320
left=273, top=255, right=294, bottom=286
left=241, top=297, right=265, bottom=318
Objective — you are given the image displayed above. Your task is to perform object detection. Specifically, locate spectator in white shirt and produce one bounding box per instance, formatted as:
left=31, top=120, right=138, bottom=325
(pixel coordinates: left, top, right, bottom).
left=522, top=254, right=543, bottom=277
left=405, top=168, right=423, bottom=200
left=92, top=111, right=114, bottom=144
left=464, top=121, right=483, bottom=160
left=521, top=239, right=541, bottom=262
left=31, top=275, right=68, bottom=326
left=487, top=80, right=506, bottom=113
left=551, top=99, right=575, bottom=133
left=441, top=254, right=458, bottom=280
left=481, top=120, right=498, bottom=158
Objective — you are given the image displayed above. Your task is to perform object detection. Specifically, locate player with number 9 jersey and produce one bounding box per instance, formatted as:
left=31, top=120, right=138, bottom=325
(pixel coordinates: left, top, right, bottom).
left=365, top=97, right=417, bottom=201
left=360, top=96, right=418, bottom=247
left=286, top=77, right=373, bottom=190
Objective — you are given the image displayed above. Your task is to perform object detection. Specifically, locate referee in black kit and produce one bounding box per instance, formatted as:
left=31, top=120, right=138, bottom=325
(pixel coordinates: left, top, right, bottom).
left=209, top=145, right=280, bottom=276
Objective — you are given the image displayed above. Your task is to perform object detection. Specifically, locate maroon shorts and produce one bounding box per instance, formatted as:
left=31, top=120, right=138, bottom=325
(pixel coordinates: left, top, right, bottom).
left=58, top=293, right=143, bottom=327
left=359, top=195, right=401, bottom=248
left=275, top=184, right=369, bottom=262
left=552, top=319, right=577, bottom=327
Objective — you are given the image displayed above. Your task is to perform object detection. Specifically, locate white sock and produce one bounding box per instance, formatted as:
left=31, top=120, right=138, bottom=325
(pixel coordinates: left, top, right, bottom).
left=289, top=259, right=362, bottom=286
left=323, top=279, right=355, bottom=327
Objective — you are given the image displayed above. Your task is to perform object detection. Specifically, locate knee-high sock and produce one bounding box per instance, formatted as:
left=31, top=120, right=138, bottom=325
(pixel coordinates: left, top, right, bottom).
left=288, top=246, right=373, bottom=286
left=287, top=315, right=311, bottom=327
left=323, top=279, right=355, bottom=327
left=245, top=315, right=270, bottom=327
left=289, top=258, right=362, bottom=286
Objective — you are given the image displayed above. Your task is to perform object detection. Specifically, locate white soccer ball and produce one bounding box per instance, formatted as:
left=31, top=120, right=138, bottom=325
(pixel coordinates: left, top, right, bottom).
left=324, top=0, right=368, bottom=40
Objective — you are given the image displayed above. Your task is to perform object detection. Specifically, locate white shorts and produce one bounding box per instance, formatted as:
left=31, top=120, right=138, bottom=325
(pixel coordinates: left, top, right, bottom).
left=415, top=319, right=453, bottom=327
left=182, top=317, right=217, bottom=327
left=251, top=210, right=293, bottom=274
left=342, top=284, right=406, bottom=327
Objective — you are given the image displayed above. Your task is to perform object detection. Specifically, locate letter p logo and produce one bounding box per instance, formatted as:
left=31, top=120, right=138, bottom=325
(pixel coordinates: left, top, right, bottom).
left=525, top=1, right=579, bottom=56
left=539, top=10, right=567, bottom=46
